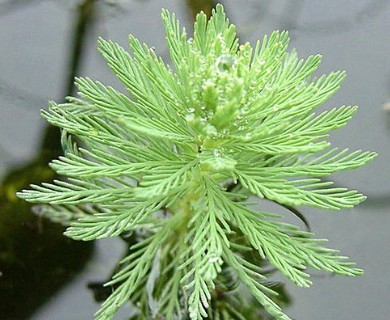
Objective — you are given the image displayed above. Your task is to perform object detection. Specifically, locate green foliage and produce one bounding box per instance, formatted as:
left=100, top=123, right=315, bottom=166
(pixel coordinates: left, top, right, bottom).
left=18, top=4, right=375, bottom=320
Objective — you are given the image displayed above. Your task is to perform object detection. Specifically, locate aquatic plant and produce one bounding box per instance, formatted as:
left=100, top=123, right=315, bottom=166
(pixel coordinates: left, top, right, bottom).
left=18, top=4, right=375, bottom=320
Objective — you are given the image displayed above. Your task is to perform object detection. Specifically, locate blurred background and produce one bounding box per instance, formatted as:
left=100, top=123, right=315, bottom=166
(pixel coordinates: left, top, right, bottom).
left=0, top=0, right=389, bottom=319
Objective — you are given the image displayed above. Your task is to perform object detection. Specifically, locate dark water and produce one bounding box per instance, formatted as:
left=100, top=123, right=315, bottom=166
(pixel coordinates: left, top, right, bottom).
left=0, top=1, right=389, bottom=319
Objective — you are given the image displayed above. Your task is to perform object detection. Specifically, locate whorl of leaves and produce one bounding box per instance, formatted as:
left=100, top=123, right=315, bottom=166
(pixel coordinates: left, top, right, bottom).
left=18, top=4, right=375, bottom=320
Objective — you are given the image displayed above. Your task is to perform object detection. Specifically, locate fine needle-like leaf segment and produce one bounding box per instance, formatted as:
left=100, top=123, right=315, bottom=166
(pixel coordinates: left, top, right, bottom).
left=18, top=4, right=375, bottom=320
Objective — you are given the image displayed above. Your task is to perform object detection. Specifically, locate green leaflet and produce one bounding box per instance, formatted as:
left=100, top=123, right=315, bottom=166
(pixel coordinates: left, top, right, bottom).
left=18, top=4, right=375, bottom=320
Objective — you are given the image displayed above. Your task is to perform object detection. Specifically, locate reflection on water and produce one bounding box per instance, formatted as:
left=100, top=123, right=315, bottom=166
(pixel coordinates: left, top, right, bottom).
left=185, top=0, right=214, bottom=20
left=0, top=0, right=98, bottom=319
left=0, top=192, right=93, bottom=319
left=0, top=1, right=389, bottom=319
